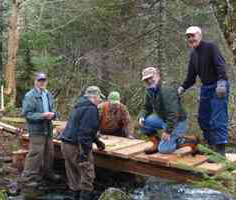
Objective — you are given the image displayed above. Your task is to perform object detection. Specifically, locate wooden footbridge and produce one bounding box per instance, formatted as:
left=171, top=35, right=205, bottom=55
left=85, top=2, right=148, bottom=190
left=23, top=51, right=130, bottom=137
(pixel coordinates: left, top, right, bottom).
left=1, top=118, right=236, bottom=183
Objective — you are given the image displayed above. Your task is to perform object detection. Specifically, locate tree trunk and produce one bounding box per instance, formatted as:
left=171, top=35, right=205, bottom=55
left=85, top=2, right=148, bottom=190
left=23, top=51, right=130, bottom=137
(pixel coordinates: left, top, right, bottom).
left=0, top=0, right=3, bottom=84
left=5, top=0, right=21, bottom=107
left=157, top=0, right=166, bottom=78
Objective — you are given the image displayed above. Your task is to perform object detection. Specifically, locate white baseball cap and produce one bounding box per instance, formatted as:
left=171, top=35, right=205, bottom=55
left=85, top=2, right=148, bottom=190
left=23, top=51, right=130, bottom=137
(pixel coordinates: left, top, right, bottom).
left=142, top=67, right=157, bottom=81
left=185, top=26, right=202, bottom=35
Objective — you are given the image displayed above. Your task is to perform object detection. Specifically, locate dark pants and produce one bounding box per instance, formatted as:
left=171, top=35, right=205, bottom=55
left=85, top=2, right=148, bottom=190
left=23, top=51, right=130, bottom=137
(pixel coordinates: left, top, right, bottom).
left=198, top=82, right=229, bottom=145
left=61, top=142, right=95, bottom=192
left=21, top=135, right=54, bottom=183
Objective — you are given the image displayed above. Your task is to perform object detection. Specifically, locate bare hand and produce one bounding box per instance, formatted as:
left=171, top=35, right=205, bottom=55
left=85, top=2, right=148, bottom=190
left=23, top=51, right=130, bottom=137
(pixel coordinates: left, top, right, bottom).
left=161, top=132, right=171, bottom=141
left=42, top=112, right=55, bottom=120
left=128, top=134, right=136, bottom=139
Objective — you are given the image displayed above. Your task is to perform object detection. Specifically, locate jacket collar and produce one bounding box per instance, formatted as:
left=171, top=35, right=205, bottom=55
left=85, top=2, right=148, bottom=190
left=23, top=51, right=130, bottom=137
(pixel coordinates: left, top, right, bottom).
left=33, top=87, right=48, bottom=98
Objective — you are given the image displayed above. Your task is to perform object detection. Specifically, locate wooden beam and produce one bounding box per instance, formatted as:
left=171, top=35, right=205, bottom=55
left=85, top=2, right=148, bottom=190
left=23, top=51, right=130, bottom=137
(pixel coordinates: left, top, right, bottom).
left=0, top=121, right=22, bottom=134
left=94, top=153, right=202, bottom=182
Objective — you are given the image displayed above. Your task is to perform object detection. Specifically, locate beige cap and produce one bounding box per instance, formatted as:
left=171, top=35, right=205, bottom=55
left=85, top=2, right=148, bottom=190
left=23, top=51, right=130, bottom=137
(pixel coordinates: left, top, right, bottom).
left=142, top=67, right=157, bottom=81
left=84, top=86, right=105, bottom=99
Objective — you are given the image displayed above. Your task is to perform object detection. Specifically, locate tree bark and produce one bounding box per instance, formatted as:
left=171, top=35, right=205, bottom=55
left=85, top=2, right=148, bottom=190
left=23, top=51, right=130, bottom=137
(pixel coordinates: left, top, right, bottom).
left=157, top=0, right=166, bottom=77
left=0, top=0, right=3, bottom=83
left=5, top=0, right=21, bottom=107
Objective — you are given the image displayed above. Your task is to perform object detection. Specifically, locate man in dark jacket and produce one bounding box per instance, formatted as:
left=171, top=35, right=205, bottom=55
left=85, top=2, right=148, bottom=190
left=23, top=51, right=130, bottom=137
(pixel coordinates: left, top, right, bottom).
left=178, top=26, right=229, bottom=156
left=139, top=66, right=188, bottom=154
left=21, top=72, right=59, bottom=187
left=60, top=86, right=105, bottom=200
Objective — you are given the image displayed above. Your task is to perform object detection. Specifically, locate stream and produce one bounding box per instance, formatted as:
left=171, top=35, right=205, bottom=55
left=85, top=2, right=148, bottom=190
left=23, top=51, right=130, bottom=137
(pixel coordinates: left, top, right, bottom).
left=5, top=167, right=236, bottom=200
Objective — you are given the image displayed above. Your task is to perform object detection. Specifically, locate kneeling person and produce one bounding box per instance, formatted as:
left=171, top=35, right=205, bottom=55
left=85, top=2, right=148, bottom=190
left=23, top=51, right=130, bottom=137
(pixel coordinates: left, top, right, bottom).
left=139, top=66, right=188, bottom=154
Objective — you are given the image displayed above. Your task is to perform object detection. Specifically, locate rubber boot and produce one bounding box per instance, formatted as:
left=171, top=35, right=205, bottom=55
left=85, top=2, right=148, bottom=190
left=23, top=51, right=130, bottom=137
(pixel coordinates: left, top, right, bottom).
left=144, top=136, right=159, bottom=154
left=79, top=190, right=92, bottom=200
left=215, top=144, right=226, bottom=157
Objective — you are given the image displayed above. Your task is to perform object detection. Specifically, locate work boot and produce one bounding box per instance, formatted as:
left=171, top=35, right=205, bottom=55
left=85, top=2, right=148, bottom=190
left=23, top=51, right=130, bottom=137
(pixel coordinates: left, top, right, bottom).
left=79, top=190, right=92, bottom=200
left=207, top=144, right=226, bottom=163
left=177, top=135, right=199, bottom=155
left=214, top=144, right=226, bottom=157
left=43, top=173, right=61, bottom=182
left=144, top=136, right=159, bottom=154
left=22, top=181, right=39, bottom=189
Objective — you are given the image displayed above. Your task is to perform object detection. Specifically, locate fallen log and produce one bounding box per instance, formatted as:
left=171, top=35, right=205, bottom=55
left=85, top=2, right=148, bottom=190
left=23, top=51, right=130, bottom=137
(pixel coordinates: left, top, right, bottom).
left=0, top=122, right=23, bottom=134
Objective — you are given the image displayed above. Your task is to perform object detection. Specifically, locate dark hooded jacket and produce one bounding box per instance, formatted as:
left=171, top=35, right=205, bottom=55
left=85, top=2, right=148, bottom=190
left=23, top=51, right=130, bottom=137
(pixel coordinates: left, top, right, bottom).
left=60, top=96, right=99, bottom=150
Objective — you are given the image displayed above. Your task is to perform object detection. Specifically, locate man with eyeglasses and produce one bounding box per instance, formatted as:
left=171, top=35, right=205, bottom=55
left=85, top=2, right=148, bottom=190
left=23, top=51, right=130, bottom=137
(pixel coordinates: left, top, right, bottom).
left=139, top=66, right=189, bottom=154
left=178, top=26, right=229, bottom=156
left=20, top=72, right=60, bottom=188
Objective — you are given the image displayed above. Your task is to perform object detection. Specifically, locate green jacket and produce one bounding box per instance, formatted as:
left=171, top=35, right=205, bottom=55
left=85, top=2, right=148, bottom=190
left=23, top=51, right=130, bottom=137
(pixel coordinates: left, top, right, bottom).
left=140, top=86, right=187, bottom=134
left=22, top=88, right=56, bottom=136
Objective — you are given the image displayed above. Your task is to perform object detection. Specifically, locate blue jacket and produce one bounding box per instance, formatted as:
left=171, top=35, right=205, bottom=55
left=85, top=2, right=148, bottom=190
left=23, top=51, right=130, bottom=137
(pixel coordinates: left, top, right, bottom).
left=22, top=88, right=56, bottom=136
left=60, top=96, right=99, bottom=150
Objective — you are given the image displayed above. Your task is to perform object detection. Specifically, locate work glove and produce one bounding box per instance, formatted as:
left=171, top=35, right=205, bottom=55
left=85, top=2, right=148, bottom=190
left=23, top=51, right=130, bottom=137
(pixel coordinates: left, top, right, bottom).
left=96, top=140, right=105, bottom=151
left=216, top=80, right=227, bottom=98
left=139, top=117, right=145, bottom=127
left=94, top=137, right=105, bottom=151
left=177, top=86, right=185, bottom=95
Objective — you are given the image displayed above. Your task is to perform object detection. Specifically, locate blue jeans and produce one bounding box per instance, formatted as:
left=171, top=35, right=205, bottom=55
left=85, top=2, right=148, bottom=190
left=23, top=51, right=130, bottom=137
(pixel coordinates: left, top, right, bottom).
left=140, top=114, right=188, bottom=154
left=198, top=81, right=229, bottom=145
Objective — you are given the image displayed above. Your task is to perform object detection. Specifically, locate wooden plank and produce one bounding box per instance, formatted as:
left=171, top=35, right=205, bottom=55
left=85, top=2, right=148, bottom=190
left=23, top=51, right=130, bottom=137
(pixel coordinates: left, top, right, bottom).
left=0, top=121, right=22, bottom=134
left=53, top=121, right=67, bottom=127
left=169, top=155, right=208, bottom=168
left=131, top=153, right=150, bottom=163
left=173, top=146, right=193, bottom=156
left=93, top=136, right=127, bottom=151
left=226, top=153, right=236, bottom=163
left=1, top=117, right=25, bottom=124
left=111, top=142, right=151, bottom=158
left=1, top=118, right=67, bottom=127
left=147, top=153, right=178, bottom=166
left=93, top=135, right=146, bottom=152
left=196, top=162, right=226, bottom=175
left=105, top=140, right=145, bottom=151
left=133, top=153, right=177, bottom=167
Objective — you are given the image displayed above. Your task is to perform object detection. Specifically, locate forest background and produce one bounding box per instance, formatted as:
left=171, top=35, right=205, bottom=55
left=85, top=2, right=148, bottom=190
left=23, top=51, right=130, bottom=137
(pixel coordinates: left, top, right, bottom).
left=0, top=0, right=236, bottom=140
